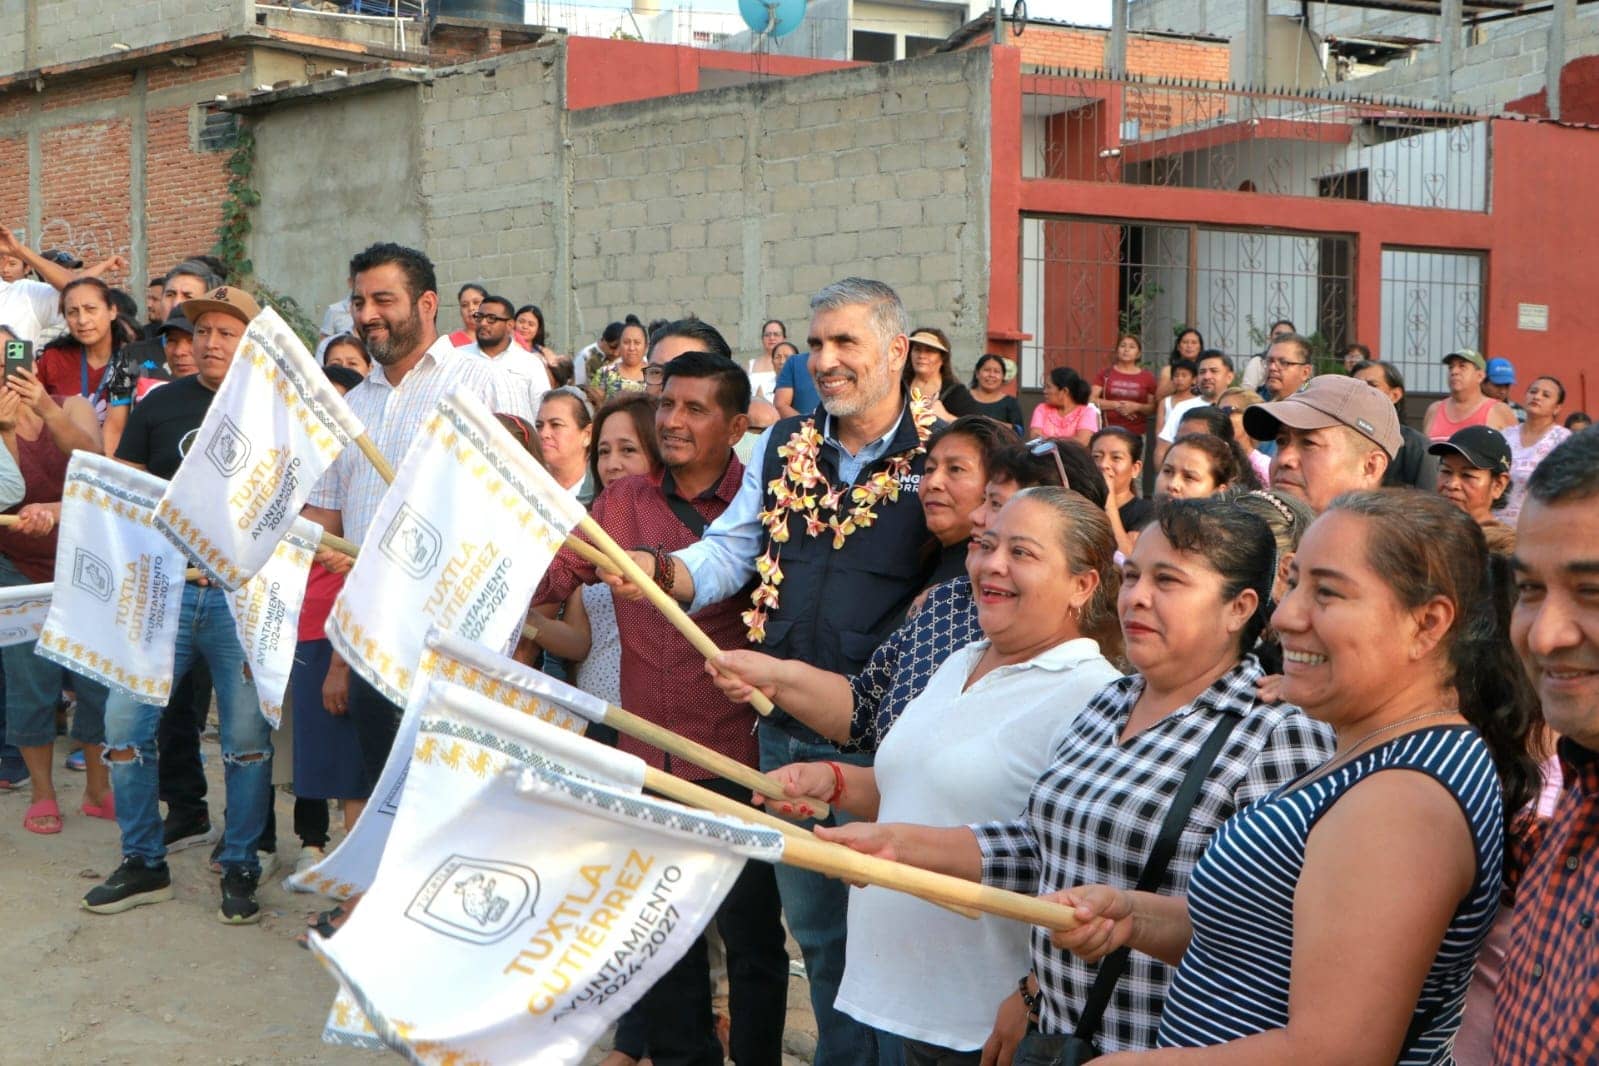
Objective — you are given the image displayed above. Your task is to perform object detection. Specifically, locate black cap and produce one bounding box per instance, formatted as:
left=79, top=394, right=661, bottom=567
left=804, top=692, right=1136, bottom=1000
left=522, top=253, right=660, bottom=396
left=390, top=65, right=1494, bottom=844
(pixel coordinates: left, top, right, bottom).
left=158, top=309, right=194, bottom=335
left=41, top=249, right=83, bottom=269
left=1428, top=425, right=1511, bottom=475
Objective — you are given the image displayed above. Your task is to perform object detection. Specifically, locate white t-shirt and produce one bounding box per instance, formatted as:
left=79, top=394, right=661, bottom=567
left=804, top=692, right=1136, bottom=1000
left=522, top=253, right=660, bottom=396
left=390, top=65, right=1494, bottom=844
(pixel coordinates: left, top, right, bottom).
left=0, top=278, right=64, bottom=344
left=834, top=637, right=1120, bottom=1051
left=458, top=340, right=551, bottom=410
left=1159, top=393, right=1208, bottom=443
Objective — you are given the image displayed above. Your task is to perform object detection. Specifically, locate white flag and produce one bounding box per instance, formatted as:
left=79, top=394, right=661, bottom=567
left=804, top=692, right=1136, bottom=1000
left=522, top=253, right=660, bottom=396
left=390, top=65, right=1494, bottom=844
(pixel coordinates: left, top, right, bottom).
left=314, top=678, right=643, bottom=1052
left=0, top=582, right=54, bottom=647
left=289, top=628, right=595, bottom=900
left=153, top=306, right=364, bottom=590
left=36, top=454, right=186, bottom=704
left=325, top=388, right=588, bottom=707
left=226, top=517, right=320, bottom=729
left=310, top=757, right=782, bottom=1064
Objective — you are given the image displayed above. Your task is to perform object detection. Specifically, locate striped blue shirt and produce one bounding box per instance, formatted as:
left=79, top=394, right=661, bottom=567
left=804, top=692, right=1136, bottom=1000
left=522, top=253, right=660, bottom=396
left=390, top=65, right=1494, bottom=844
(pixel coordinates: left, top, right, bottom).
left=1158, top=724, right=1504, bottom=1062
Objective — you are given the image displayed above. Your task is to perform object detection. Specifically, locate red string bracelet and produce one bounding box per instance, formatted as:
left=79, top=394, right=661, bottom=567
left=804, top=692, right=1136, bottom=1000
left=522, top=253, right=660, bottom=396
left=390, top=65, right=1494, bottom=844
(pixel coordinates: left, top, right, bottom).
left=823, top=761, right=846, bottom=805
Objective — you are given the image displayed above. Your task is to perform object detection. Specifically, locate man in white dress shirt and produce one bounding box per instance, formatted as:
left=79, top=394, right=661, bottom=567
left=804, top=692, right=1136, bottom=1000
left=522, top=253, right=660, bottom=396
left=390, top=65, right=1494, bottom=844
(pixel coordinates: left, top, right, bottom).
left=456, top=293, right=550, bottom=410
left=303, top=244, right=531, bottom=805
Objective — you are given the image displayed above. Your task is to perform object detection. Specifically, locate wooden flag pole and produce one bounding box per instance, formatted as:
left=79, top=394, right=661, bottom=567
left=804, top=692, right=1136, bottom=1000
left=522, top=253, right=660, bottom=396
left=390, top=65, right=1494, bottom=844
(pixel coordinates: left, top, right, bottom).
left=640, top=766, right=978, bottom=920
left=607, top=699, right=826, bottom=820
left=574, top=514, right=777, bottom=717
left=780, top=831, right=1080, bottom=932
left=353, top=434, right=397, bottom=485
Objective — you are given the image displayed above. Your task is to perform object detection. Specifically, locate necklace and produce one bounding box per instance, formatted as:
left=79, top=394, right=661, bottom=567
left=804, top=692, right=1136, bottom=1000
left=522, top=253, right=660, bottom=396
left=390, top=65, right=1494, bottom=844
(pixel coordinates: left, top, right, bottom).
left=744, top=394, right=935, bottom=642
left=1330, top=709, right=1459, bottom=768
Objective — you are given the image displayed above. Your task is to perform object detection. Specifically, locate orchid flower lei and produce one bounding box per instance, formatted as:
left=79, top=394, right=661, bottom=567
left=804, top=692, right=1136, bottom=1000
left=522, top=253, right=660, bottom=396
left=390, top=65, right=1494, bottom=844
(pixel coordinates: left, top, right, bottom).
left=743, top=394, right=936, bottom=642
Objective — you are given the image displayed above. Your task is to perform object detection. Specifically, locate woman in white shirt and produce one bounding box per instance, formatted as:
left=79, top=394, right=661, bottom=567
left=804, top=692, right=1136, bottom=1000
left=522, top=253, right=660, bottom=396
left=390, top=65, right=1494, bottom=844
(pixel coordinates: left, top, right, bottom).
left=762, top=487, right=1124, bottom=1064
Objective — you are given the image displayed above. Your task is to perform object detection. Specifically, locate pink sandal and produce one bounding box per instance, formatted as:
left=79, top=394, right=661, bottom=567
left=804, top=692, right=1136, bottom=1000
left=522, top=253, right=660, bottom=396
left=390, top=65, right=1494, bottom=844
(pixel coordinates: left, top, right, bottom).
left=81, top=792, right=115, bottom=820
left=23, top=798, right=62, bottom=834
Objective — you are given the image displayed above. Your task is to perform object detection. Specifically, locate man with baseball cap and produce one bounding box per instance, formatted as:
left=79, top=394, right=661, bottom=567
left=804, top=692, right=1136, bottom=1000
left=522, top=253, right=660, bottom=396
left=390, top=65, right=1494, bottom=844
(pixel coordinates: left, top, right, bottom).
left=1482, top=357, right=1527, bottom=422
left=1429, top=425, right=1516, bottom=554
left=1244, top=373, right=1401, bottom=514
left=85, top=285, right=279, bottom=926
left=1423, top=349, right=1517, bottom=442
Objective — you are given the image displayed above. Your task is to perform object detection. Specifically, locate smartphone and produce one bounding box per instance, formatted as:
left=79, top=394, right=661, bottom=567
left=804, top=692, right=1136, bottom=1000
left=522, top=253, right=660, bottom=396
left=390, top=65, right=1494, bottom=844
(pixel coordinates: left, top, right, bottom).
left=4, top=339, right=32, bottom=379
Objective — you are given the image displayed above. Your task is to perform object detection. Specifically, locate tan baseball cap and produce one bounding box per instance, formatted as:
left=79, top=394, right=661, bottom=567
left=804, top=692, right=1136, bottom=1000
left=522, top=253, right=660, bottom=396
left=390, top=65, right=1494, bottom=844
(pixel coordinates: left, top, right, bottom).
left=1243, top=374, right=1403, bottom=459
left=907, top=330, right=949, bottom=354
left=180, top=286, right=261, bottom=329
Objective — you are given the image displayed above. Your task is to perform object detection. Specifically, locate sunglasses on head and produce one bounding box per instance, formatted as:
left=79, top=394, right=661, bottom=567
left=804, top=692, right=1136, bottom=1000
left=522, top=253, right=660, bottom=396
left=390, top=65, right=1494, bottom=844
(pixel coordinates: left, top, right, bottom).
left=1027, top=437, right=1070, bottom=488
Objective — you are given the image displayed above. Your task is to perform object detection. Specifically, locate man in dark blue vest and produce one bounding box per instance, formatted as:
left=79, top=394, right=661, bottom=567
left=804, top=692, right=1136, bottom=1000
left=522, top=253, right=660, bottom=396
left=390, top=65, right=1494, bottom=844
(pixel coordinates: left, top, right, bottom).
left=613, top=277, right=937, bottom=1065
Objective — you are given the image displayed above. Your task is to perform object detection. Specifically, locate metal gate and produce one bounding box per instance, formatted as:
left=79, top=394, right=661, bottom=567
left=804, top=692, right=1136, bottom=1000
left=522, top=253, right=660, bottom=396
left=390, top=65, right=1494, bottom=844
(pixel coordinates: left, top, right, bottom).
left=1020, top=216, right=1355, bottom=387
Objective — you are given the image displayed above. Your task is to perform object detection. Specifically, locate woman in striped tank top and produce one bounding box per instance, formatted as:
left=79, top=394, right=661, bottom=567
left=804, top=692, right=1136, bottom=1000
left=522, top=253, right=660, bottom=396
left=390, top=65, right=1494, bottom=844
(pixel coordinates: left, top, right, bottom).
left=1051, top=491, right=1543, bottom=1064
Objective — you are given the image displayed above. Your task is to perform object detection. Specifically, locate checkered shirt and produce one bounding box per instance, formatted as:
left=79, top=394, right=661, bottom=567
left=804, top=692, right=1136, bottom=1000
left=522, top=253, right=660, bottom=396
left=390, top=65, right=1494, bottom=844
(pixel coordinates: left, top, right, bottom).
left=309, top=335, right=533, bottom=544
left=971, top=655, right=1334, bottom=1053
left=1493, top=737, right=1599, bottom=1064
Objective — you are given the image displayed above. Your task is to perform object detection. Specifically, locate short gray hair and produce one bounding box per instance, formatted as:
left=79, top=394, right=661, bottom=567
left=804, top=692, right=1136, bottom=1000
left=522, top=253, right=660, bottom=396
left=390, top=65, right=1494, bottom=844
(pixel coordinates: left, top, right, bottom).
left=810, top=277, right=909, bottom=354
left=165, top=258, right=222, bottom=290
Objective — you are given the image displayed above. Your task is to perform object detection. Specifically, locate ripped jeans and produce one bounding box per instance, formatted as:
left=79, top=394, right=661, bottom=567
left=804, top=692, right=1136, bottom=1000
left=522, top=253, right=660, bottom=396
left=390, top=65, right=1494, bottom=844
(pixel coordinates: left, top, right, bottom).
left=104, top=584, right=273, bottom=876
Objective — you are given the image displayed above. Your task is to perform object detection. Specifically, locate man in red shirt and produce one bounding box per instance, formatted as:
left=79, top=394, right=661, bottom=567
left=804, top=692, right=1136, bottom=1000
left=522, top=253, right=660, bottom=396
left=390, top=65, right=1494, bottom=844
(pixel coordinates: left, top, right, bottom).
left=536, top=349, right=787, bottom=1065
left=1495, top=428, right=1599, bottom=1063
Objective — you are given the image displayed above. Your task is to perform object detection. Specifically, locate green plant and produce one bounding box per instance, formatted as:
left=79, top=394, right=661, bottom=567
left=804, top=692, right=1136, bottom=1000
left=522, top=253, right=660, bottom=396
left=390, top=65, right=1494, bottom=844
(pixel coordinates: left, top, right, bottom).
left=1244, top=315, right=1343, bottom=375
left=1119, top=283, right=1164, bottom=341
left=211, top=125, right=319, bottom=348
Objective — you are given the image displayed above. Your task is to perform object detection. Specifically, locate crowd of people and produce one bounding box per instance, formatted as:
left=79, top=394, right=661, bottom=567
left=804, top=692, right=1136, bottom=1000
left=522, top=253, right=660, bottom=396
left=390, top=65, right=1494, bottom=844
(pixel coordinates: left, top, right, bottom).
left=0, top=227, right=1593, bottom=1066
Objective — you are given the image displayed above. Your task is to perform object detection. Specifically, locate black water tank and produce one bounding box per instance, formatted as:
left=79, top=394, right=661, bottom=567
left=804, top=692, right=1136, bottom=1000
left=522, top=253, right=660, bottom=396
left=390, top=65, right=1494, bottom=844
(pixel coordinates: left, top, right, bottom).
left=434, top=0, right=524, bottom=21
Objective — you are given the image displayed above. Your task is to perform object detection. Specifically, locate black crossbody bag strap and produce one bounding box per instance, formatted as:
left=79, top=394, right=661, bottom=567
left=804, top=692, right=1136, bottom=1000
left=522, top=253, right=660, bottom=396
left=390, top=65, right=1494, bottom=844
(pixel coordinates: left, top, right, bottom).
left=1070, top=710, right=1245, bottom=1046
left=658, top=469, right=709, bottom=538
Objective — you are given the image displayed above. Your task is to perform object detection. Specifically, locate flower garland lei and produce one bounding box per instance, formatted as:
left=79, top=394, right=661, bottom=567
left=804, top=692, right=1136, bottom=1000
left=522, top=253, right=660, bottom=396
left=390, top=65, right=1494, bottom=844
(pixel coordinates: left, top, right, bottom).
left=743, top=394, right=936, bottom=642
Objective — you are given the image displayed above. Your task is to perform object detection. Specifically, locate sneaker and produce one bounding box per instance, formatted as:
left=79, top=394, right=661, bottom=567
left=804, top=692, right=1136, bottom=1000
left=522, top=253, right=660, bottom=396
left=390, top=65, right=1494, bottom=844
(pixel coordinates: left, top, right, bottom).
left=65, top=749, right=86, bottom=772
left=283, top=845, right=326, bottom=893
left=0, top=756, right=28, bottom=791
left=163, top=811, right=218, bottom=852
left=209, top=839, right=277, bottom=880
left=218, top=867, right=261, bottom=925
left=82, top=859, right=173, bottom=914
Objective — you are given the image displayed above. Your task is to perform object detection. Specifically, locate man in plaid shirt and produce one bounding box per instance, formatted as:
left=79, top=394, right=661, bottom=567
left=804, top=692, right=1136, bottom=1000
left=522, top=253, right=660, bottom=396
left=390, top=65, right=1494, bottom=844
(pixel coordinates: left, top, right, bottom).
left=1495, top=429, right=1599, bottom=1064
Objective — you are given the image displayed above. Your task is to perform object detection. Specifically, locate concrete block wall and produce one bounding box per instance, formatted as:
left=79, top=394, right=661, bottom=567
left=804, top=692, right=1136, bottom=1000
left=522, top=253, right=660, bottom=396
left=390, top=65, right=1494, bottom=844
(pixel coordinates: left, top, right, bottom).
left=27, top=0, right=254, bottom=71
left=420, top=49, right=565, bottom=327
left=561, top=47, right=993, bottom=366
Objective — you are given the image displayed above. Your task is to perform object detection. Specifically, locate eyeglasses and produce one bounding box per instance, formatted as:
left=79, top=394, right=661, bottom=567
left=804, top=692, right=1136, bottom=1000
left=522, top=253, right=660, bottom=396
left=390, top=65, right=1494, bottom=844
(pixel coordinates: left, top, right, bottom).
left=1265, top=357, right=1307, bottom=369
left=1027, top=438, right=1071, bottom=488
left=472, top=312, right=510, bottom=324
left=643, top=365, right=666, bottom=383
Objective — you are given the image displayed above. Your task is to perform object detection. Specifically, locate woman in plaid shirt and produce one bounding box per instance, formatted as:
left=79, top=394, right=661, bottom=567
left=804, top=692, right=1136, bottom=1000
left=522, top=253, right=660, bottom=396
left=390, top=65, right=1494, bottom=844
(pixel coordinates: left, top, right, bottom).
left=819, top=497, right=1334, bottom=1058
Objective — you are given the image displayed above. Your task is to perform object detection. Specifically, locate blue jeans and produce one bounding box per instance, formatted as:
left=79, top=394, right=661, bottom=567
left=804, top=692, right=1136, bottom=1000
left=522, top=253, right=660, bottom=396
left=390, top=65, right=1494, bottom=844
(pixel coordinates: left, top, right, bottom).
left=0, top=555, right=107, bottom=749
left=104, top=584, right=273, bottom=874
left=758, top=723, right=897, bottom=1066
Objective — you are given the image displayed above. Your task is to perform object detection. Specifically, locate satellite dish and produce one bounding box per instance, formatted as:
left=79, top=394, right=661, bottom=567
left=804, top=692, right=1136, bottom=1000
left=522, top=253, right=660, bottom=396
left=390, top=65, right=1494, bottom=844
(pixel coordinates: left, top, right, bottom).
left=739, top=0, right=805, bottom=38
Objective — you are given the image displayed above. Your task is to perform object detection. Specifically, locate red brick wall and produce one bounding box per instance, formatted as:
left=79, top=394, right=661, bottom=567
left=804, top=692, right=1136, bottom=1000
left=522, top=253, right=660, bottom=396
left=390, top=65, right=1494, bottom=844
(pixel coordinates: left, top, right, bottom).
left=0, top=137, right=27, bottom=236
left=146, top=52, right=245, bottom=92
left=145, top=105, right=231, bottom=277
left=39, top=120, right=134, bottom=286
left=1005, top=25, right=1230, bottom=85
left=41, top=72, right=137, bottom=112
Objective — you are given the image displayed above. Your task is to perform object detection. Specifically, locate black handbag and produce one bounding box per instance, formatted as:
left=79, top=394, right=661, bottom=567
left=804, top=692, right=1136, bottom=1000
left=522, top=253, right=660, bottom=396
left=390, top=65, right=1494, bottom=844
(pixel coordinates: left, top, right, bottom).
left=1019, top=709, right=1244, bottom=1064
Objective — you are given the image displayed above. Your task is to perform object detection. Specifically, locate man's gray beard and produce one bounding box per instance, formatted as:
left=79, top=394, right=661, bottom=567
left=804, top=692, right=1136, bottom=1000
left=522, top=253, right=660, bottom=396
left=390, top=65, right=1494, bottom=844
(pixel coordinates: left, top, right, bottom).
left=365, top=315, right=422, bottom=366
left=821, top=368, right=894, bottom=420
